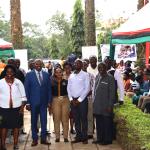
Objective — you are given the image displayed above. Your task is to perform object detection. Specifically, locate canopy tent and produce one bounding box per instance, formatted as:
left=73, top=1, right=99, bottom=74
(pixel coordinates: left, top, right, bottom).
left=112, top=3, right=150, bottom=44
left=0, top=39, right=15, bottom=61
left=110, top=3, right=150, bottom=63
left=0, top=38, right=13, bottom=49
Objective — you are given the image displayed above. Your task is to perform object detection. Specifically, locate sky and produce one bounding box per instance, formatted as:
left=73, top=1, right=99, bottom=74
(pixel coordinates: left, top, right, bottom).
left=0, top=0, right=138, bottom=28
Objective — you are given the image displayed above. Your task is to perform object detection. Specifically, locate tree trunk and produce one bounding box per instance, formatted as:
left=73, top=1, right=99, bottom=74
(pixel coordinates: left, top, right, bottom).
left=10, top=0, right=23, bottom=49
left=137, top=0, right=144, bottom=10
left=85, top=0, right=96, bottom=46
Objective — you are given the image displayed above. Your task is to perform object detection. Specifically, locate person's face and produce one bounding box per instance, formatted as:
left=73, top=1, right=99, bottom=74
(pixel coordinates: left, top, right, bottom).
left=64, top=65, right=72, bottom=74
left=98, top=64, right=107, bottom=76
left=15, top=60, right=20, bottom=68
left=89, top=58, right=97, bottom=69
left=74, top=60, right=82, bottom=71
left=6, top=68, right=15, bottom=79
left=104, top=58, right=112, bottom=70
left=55, top=68, right=63, bottom=79
left=82, top=61, right=88, bottom=72
left=34, top=60, right=42, bottom=71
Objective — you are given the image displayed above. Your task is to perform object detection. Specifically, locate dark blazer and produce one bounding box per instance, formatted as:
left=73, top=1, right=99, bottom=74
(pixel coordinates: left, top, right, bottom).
left=24, top=70, right=52, bottom=106
left=93, top=73, right=115, bottom=116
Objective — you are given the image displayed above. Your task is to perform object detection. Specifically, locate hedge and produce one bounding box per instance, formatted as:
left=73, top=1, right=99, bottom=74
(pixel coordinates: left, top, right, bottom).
left=114, top=97, right=150, bottom=150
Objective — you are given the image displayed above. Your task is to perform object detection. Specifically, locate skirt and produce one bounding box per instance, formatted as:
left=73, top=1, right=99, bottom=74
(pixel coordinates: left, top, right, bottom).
left=0, top=107, right=22, bottom=129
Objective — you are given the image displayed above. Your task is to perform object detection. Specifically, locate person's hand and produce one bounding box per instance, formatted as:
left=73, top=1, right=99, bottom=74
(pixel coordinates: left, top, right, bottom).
left=106, top=107, right=112, bottom=113
left=87, top=91, right=92, bottom=96
left=75, top=100, right=80, bottom=106
left=26, top=104, right=31, bottom=111
left=19, top=105, right=24, bottom=114
left=48, top=104, right=52, bottom=115
left=72, top=100, right=77, bottom=106
left=119, top=101, right=124, bottom=105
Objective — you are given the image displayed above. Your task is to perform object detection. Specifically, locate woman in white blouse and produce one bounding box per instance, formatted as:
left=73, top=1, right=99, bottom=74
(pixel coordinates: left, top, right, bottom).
left=0, top=64, right=27, bottom=150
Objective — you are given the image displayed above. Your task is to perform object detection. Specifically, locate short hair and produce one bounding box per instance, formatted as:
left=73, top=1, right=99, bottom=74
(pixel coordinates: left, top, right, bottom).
left=63, top=61, right=72, bottom=69
left=89, top=55, right=97, bottom=61
left=3, top=64, right=16, bottom=76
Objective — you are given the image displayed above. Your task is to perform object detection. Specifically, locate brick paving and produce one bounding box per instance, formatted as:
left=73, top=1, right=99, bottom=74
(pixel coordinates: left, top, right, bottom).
left=6, top=110, right=123, bottom=150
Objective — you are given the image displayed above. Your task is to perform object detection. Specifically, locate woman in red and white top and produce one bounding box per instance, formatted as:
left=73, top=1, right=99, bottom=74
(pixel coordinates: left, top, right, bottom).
left=0, top=64, right=27, bottom=150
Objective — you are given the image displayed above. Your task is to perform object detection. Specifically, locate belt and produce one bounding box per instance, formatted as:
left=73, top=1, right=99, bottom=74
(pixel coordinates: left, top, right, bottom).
left=54, top=96, right=67, bottom=100
left=72, top=97, right=79, bottom=99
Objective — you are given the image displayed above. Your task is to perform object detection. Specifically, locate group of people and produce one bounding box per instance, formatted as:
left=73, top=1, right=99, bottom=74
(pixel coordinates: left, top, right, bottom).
left=0, top=55, right=125, bottom=150
left=121, top=60, right=150, bottom=112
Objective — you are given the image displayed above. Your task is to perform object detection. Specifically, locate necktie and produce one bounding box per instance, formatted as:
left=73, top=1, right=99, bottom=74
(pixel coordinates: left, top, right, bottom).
left=8, top=84, right=13, bottom=108
left=38, top=72, right=42, bottom=85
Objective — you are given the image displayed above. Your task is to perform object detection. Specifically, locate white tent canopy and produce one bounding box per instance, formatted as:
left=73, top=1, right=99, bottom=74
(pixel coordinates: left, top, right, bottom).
left=112, top=3, right=150, bottom=44
left=0, top=38, right=13, bottom=49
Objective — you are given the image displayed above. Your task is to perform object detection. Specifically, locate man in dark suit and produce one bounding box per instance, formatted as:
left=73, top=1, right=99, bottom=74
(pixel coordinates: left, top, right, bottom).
left=24, top=59, right=52, bottom=146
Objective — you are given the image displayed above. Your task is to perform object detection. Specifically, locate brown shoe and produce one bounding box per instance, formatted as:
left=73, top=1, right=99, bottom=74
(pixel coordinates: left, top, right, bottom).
left=41, top=139, right=51, bottom=145
left=31, top=140, right=38, bottom=146
left=82, top=140, right=88, bottom=144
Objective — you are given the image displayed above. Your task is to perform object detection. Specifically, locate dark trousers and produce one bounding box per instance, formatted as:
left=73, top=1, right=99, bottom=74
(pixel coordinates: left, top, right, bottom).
left=95, top=114, right=113, bottom=143
left=31, top=105, right=47, bottom=140
left=71, top=99, right=88, bottom=140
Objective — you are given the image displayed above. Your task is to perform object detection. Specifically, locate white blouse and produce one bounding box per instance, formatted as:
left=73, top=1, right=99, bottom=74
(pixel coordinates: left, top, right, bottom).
left=0, top=78, right=27, bottom=108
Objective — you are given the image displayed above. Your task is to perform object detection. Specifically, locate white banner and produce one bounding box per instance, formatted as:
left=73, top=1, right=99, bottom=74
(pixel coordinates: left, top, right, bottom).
left=100, top=44, right=110, bottom=61
left=14, top=49, right=28, bottom=71
left=82, top=46, right=98, bottom=60
left=114, top=44, right=137, bottom=63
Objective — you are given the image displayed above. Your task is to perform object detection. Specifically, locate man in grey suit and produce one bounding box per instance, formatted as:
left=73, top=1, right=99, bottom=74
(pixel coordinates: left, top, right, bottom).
left=93, top=63, right=115, bottom=145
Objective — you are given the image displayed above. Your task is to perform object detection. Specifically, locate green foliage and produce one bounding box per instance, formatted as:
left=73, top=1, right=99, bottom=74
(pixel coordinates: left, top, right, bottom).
left=0, top=7, right=11, bottom=41
left=97, top=18, right=125, bottom=45
left=23, top=22, right=50, bottom=59
left=114, top=97, right=150, bottom=150
left=71, top=0, right=85, bottom=56
left=46, top=12, right=73, bottom=59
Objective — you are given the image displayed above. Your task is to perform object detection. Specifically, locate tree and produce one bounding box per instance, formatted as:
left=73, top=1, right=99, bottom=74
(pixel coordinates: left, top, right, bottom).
left=137, top=0, right=149, bottom=10
left=23, top=22, right=51, bottom=59
left=0, top=8, right=11, bottom=41
left=71, top=0, right=85, bottom=56
left=10, top=0, right=23, bottom=49
left=46, top=12, right=72, bottom=58
left=49, top=35, right=59, bottom=59
left=137, top=0, right=149, bottom=60
left=85, top=0, right=96, bottom=46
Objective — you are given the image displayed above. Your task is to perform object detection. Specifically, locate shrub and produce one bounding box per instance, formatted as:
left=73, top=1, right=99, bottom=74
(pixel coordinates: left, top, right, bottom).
left=114, top=97, right=150, bottom=150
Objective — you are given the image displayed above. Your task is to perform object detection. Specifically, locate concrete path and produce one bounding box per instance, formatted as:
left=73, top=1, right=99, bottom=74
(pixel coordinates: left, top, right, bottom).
left=6, top=110, right=123, bottom=150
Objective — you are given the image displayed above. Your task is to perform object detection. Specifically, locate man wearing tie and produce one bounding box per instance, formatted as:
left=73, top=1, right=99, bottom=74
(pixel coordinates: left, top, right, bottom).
left=67, top=59, right=90, bottom=144
left=25, top=59, right=52, bottom=146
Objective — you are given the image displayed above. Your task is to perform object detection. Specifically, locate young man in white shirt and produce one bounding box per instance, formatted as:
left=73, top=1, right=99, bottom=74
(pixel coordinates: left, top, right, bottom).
left=67, top=59, right=90, bottom=144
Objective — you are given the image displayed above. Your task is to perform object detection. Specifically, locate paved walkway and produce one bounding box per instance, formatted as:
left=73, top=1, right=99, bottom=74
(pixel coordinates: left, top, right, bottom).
left=6, top=110, right=123, bottom=150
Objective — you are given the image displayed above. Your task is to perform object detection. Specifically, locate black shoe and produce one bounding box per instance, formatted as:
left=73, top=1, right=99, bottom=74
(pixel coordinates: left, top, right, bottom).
left=41, top=139, right=51, bottom=145
left=71, top=139, right=82, bottom=143
left=101, top=141, right=112, bottom=145
left=20, top=129, right=27, bottom=135
left=88, top=135, right=93, bottom=139
left=55, top=138, right=60, bottom=142
left=64, top=138, right=69, bottom=142
left=70, top=129, right=76, bottom=134
left=92, top=140, right=102, bottom=144
left=31, top=140, right=38, bottom=146
left=13, top=145, right=19, bottom=150
left=82, top=140, right=88, bottom=144
left=46, top=130, right=51, bottom=135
